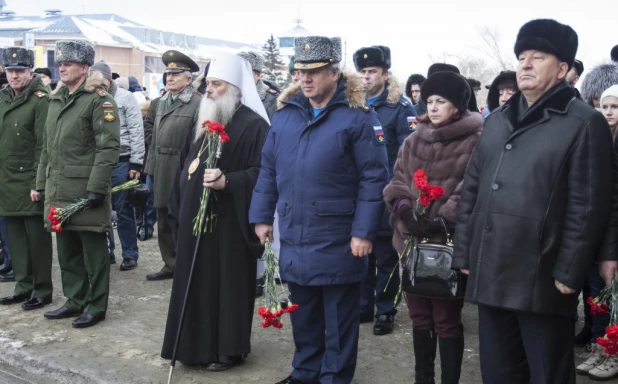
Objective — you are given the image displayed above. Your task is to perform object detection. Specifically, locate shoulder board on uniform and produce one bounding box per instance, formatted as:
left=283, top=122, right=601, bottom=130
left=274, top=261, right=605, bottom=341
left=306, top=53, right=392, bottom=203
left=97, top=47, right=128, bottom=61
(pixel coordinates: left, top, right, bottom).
left=34, top=91, right=46, bottom=98
left=95, top=88, right=107, bottom=97
left=399, top=98, right=411, bottom=107
left=267, top=88, right=279, bottom=96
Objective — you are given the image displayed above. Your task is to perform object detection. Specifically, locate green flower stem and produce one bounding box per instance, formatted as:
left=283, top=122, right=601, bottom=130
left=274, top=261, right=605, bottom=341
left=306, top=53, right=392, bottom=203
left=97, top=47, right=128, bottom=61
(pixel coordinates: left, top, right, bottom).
left=192, top=135, right=223, bottom=236
left=385, top=237, right=413, bottom=306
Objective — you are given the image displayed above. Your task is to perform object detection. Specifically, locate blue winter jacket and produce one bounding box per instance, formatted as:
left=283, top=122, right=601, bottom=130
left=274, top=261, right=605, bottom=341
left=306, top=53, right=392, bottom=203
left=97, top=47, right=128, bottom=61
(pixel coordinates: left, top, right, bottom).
left=249, top=73, right=389, bottom=286
left=371, top=78, right=417, bottom=179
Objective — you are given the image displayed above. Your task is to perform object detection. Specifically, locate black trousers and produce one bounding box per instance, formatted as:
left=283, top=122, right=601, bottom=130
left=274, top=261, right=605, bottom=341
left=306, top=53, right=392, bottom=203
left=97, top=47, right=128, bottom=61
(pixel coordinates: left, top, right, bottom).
left=478, top=304, right=575, bottom=384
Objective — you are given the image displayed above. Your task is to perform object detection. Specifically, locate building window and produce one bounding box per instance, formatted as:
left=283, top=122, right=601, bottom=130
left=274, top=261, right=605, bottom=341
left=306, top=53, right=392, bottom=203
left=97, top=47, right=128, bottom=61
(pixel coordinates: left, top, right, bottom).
left=144, top=29, right=150, bottom=43
left=47, top=50, right=60, bottom=80
left=144, top=56, right=165, bottom=74
left=279, top=37, right=294, bottom=48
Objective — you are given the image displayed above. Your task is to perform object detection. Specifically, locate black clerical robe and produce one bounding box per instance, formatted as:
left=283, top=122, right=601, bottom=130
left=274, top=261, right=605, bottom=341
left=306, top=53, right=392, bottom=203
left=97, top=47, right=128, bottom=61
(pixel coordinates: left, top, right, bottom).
left=161, top=105, right=268, bottom=364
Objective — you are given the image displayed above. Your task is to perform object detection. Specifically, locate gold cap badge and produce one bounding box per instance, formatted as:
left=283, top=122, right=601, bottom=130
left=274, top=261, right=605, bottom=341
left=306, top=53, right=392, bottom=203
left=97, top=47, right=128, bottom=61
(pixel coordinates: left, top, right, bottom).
left=168, top=62, right=177, bottom=68
left=168, top=52, right=175, bottom=56
left=363, top=54, right=367, bottom=59
left=57, top=50, right=62, bottom=56
left=304, top=44, right=310, bottom=52
left=12, top=53, right=16, bottom=58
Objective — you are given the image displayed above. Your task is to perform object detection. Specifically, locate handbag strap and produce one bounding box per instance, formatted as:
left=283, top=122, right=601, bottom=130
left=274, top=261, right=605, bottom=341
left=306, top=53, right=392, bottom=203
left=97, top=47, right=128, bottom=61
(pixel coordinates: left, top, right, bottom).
left=438, top=216, right=453, bottom=245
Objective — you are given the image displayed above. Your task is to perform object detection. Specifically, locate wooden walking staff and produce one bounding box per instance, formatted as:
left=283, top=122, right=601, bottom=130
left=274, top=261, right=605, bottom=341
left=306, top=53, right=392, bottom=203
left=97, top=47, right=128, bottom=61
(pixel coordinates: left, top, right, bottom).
left=167, top=141, right=223, bottom=384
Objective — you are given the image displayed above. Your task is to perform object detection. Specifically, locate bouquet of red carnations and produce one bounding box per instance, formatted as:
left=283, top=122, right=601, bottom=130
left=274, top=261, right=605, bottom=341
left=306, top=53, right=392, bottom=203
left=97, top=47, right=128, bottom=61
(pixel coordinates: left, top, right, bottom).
left=589, top=278, right=618, bottom=354
left=257, top=238, right=298, bottom=329
left=48, top=179, right=141, bottom=232
left=412, top=169, right=444, bottom=215
left=192, top=120, right=230, bottom=236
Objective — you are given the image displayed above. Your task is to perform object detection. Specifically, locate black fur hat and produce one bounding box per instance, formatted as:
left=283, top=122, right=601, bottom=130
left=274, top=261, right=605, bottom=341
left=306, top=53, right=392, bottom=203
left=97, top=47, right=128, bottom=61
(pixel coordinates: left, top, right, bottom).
left=405, top=74, right=426, bottom=99
left=612, top=45, right=618, bottom=63
left=353, top=45, right=391, bottom=71
left=486, top=71, right=518, bottom=111
left=467, top=78, right=481, bottom=92
left=514, top=19, right=578, bottom=70
left=421, top=71, right=471, bottom=113
left=427, top=63, right=460, bottom=78
left=34, top=67, right=52, bottom=79
left=573, top=59, right=584, bottom=76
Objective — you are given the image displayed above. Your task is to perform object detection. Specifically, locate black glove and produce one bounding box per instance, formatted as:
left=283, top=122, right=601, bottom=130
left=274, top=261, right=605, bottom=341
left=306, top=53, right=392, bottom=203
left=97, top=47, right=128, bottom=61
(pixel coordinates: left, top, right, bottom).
left=398, top=207, right=426, bottom=238
left=417, top=214, right=445, bottom=237
left=87, top=192, right=106, bottom=208
left=37, top=190, right=46, bottom=203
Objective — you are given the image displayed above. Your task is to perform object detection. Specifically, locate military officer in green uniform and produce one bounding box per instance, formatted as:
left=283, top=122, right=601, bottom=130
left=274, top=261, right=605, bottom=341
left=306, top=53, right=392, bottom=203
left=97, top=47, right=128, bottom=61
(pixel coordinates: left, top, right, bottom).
left=145, top=50, right=200, bottom=281
left=0, top=48, right=54, bottom=310
left=37, top=40, right=120, bottom=328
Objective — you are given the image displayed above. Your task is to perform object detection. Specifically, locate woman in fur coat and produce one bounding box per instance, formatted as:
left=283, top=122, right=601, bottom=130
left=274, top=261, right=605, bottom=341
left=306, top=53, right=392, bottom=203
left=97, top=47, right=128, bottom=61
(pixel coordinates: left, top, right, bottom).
left=384, top=71, right=483, bottom=384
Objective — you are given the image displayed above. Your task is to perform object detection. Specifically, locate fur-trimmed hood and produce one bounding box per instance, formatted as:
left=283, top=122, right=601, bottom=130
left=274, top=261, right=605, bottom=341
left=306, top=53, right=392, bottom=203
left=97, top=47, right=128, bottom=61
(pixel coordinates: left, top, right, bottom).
left=385, top=75, right=404, bottom=105
left=160, top=83, right=197, bottom=104
left=52, top=70, right=107, bottom=95
left=277, top=71, right=366, bottom=110
left=581, top=62, right=618, bottom=106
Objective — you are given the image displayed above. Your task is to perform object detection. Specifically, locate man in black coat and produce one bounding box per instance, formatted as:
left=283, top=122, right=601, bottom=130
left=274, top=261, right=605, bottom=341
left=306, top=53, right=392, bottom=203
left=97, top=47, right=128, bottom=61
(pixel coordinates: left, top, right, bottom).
left=453, top=19, right=614, bottom=383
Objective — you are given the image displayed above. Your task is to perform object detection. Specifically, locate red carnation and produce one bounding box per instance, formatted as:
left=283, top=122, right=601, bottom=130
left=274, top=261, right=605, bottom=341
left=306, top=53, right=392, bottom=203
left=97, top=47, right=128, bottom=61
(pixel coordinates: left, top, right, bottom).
left=261, top=318, right=273, bottom=328
left=428, top=186, right=444, bottom=201
left=607, top=325, right=618, bottom=342
left=286, top=303, right=299, bottom=313
left=419, top=194, right=432, bottom=207
left=220, top=131, right=230, bottom=143
left=413, top=169, right=427, bottom=183
left=272, top=319, right=283, bottom=329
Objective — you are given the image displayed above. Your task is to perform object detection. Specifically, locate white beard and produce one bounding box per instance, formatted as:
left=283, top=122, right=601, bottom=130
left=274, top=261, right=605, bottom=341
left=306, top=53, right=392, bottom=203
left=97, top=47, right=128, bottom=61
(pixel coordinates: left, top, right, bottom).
left=195, top=86, right=241, bottom=142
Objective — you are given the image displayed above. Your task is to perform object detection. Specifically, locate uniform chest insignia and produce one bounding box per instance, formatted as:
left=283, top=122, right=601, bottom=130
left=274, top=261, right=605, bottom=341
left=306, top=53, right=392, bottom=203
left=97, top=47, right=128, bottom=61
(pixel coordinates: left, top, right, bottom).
left=374, top=126, right=385, bottom=144
left=34, top=91, right=46, bottom=98
left=103, top=109, right=116, bottom=122
left=95, top=88, right=107, bottom=97
left=102, top=101, right=113, bottom=108
left=407, top=116, right=417, bottom=130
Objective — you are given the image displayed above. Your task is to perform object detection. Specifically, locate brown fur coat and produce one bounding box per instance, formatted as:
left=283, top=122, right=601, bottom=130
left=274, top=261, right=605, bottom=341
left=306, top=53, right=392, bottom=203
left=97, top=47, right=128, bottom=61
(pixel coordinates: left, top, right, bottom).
left=384, top=110, right=483, bottom=252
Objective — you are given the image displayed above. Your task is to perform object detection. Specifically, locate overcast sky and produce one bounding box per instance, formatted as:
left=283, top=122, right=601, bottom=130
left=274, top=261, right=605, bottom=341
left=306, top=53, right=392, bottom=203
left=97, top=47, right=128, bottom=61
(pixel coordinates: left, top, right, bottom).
left=7, top=0, right=617, bottom=85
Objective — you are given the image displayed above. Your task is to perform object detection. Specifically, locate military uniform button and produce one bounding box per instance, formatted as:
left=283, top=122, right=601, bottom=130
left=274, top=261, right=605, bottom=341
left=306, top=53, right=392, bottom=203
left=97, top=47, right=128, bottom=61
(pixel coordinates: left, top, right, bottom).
left=505, top=144, right=513, bottom=150
left=492, top=184, right=499, bottom=191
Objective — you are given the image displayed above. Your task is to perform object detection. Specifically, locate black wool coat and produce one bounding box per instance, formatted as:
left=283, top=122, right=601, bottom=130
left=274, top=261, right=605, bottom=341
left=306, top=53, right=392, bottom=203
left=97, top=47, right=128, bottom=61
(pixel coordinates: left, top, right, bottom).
left=453, top=81, right=613, bottom=315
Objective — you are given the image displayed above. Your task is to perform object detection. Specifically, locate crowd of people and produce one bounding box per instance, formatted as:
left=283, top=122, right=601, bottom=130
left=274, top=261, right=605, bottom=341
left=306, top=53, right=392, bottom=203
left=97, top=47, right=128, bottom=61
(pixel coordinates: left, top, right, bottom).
left=1, top=16, right=618, bottom=384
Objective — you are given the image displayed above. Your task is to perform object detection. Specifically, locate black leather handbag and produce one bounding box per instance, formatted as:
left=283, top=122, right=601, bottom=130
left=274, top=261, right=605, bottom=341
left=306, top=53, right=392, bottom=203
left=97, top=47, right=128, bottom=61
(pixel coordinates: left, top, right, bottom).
left=402, top=217, right=466, bottom=299
left=127, top=182, right=150, bottom=208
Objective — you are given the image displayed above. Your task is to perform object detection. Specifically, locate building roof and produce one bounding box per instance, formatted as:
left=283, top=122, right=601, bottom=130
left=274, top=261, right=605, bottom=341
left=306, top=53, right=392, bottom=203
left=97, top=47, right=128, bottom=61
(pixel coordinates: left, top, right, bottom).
left=0, top=13, right=256, bottom=59
left=278, top=24, right=312, bottom=39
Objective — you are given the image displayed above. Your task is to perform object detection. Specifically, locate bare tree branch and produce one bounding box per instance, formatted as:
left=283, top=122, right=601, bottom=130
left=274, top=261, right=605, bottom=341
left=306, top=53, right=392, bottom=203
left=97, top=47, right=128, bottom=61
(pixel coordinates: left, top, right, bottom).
left=477, top=26, right=515, bottom=71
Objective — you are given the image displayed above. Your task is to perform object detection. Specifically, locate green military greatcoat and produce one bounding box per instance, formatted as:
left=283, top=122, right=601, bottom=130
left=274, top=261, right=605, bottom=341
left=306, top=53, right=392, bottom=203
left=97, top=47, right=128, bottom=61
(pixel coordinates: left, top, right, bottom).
left=0, top=75, right=49, bottom=216
left=36, top=72, right=120, bottom=232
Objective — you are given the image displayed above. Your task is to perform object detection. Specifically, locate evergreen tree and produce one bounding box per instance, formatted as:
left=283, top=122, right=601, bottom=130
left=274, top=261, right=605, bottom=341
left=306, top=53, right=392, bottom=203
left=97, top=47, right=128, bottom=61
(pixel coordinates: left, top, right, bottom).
left=262, top=34, right=288, bottom=88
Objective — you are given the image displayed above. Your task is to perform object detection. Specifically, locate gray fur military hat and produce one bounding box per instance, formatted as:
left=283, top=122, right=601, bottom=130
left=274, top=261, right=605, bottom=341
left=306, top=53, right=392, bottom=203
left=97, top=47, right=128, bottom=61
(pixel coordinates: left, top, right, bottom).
left=237, top=51, right=264, bottom=72
left=3, top=47, right=34, bottom=69
left=294, top=36, right=342, bottom=70
left=55, top=40, right=95, bottom=66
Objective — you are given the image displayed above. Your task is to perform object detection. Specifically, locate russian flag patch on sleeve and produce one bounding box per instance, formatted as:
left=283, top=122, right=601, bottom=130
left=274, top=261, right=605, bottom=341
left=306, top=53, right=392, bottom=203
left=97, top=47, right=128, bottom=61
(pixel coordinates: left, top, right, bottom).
left=374, top=126, right=385, bottom=144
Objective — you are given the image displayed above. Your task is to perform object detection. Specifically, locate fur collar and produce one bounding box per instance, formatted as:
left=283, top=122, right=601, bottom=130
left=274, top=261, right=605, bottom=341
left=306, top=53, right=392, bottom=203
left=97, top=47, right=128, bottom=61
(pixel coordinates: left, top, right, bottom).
left=52, top=70, right=106, bottom=96
left=502, top=81, right=575, bottom=129
left=107, top=78, right=118, bottom=97
left=415, top=110, right=483, bottom=142
left=160, top=83, right=197, bottom=104
left=277, top=71, right=366, bottom=110
left=385, top=75, right=403, bottom=105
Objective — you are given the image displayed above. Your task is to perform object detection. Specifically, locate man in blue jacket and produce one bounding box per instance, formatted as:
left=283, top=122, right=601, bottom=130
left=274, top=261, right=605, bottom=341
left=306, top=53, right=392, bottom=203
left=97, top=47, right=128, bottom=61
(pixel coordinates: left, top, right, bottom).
left=353, top=45, right=416, bottom=335
left=249, top=36, right=389, bottom=384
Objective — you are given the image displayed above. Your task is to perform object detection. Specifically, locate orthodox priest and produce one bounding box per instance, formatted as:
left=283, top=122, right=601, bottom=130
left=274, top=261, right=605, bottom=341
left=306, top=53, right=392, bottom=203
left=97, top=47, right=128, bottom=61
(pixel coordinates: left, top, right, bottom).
left=161, top=52, right=270, bottom=371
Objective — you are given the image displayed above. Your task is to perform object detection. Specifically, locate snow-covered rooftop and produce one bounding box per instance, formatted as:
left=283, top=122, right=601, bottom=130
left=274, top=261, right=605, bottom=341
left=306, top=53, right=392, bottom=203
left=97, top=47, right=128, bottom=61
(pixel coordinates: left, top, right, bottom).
left=0, top=13, right=256, bottom=59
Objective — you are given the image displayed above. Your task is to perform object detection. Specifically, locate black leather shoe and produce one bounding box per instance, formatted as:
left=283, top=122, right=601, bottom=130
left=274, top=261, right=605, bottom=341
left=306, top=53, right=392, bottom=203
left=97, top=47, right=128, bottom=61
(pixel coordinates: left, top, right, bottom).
left=44, top=306, right=82, bottom=319
left=0, top=270, right=14, bottom=282
left=0, top=292, right=30, bottom=305
left=373, top=314, right=395, bottom=335
left=72, top=313, right=105, bottom=328
left=275, top=376, right=306, bottom=384
left=120, top=259, right=137, bottom=271
left=205, top=357, right=244, bottom=372
left=0, top=263, right=11, bottom=274
left=360, top=312, right=374, bottom=323
left=146, top=271, right=173, bottom=281
left=109, top=251, right=116, bottom=265
left=22, top=296, right=52, bottom=311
